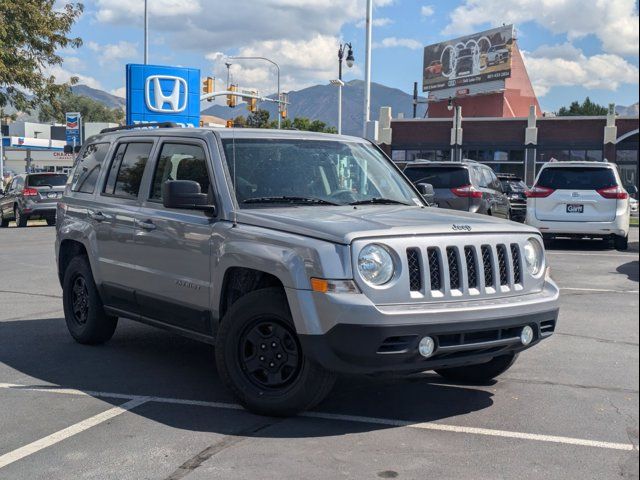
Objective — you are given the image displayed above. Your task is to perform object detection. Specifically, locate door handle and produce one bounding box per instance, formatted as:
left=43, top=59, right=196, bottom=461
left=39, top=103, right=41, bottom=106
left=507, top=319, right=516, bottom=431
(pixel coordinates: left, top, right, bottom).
left=89, top=211, right=107, bottom=222
left=138, top=220, right=157, bottom=231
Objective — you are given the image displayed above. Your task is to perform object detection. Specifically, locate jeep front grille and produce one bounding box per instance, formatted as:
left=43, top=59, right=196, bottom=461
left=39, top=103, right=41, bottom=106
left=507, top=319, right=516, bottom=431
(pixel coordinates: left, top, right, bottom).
left=401, top=239, right=527, bottom=299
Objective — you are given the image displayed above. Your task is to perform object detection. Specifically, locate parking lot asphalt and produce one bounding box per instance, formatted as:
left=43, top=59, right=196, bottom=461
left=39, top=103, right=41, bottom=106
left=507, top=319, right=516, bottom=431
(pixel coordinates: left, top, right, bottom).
left=0, top=224, right=638, bottom=480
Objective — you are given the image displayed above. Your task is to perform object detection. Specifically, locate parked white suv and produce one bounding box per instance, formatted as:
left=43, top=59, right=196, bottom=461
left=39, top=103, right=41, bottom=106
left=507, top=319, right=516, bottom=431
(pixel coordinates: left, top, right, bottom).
left=526, top=162, right=630, bottom=250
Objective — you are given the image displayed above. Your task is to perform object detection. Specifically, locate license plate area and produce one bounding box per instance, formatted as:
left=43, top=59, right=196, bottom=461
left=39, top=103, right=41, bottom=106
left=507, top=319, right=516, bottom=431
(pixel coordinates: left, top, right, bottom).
left=566, top=204, right=584, bottom=214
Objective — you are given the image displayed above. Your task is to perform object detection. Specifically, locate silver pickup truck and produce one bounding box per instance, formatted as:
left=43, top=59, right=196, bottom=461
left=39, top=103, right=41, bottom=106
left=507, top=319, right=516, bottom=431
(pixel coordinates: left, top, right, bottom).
left=56, top=126, right=559, bottom=416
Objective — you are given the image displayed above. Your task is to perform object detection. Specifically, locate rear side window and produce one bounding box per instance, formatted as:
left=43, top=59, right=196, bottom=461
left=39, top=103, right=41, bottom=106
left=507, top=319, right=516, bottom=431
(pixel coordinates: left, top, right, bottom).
left=150, top=143, right=210, bottom=201
left=71, top=143, right=110, bottom=194
left=404, top=166, right=469, bottom=188
left=103, top=143, right=153, bottom=198
left=537, top=167, right=617, bottom=190
left=27, top=174, right=68, bottom=187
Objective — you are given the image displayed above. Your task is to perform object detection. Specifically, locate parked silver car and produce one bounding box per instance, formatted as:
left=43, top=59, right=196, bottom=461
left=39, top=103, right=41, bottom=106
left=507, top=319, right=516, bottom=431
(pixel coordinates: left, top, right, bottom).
left=56, top=126, right=559, bottom=416
left=0, top=173, right=67, bottom=227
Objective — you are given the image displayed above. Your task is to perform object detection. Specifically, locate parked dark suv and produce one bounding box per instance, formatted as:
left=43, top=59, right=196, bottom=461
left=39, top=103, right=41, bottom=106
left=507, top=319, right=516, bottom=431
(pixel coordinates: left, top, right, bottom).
left=0, top=173, right=67, bottom=227
left=403, top=160, right=512, bottom=219
left=498, top=174, right=528, bottom=222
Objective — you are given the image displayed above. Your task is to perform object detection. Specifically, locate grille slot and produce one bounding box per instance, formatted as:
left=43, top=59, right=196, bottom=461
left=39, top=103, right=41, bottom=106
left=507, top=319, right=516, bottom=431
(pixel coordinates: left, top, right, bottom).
left=446, top=247, right=460, bottom=290
left=481, top=246, right=494, bottom=288
left=407, top=248, right=422, bottom=292
left=511, top=244, right=522, bottom=285
left=465, top=247, right=478, bottom=289
left=497, top=244, right=509, bottom=286
left=427, top=248, right=442, bottom=291
left=540, top=320, right=556, bottom=336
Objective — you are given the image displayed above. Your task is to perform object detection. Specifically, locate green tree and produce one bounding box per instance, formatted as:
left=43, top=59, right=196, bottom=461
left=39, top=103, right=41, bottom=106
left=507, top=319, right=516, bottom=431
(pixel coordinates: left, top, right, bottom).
left=0, top=1, right=84, bottom=113
left=246, top=109, right=271, bottom=128
left=39, top=90, right=124, bottom=123
left=557, top=97, right=609, bottom=116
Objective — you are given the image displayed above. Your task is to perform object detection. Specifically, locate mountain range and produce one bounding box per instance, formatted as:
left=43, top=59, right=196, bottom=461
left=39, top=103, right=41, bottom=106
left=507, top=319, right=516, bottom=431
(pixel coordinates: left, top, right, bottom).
left=202, top=80, right=427, bottom=136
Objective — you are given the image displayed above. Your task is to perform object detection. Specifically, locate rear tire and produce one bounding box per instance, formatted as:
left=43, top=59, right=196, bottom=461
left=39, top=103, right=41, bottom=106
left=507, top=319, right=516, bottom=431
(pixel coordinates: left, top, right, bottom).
left=15, top=207, right=27, bottom=228
left=46, top=217, right=56, bottom=226
left=614, top=235, right=629, bottom=251
left=215, top=287, right=336, bottom=417
left=62, top=256, right=118, bottom=345
left=435, top=353, right=518, bottom=383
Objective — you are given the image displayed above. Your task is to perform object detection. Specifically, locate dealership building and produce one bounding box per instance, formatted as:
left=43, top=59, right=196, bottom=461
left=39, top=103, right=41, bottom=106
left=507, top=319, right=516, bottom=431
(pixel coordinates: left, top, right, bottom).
left=380, top=25, right=640, bottom=190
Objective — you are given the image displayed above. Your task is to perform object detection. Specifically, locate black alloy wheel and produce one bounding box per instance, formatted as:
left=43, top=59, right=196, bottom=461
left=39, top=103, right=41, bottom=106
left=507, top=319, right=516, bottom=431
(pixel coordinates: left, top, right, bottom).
left=238, top=319, right=302, bottom=389
left=71, top=275, right=90, bottom=326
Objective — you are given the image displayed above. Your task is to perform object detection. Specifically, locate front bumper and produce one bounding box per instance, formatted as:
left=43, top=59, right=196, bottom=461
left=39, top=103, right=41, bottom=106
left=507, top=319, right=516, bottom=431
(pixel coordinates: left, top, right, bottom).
left=287, top=280, right=560, bottom=374
left=299, top=309, right=558, bottom=374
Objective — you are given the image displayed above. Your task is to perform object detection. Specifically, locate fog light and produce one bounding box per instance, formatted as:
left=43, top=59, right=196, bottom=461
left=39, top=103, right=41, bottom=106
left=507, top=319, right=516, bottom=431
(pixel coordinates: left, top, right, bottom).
left=418, top=336, right=436, bottom=358
left=521, top=326, right=534, bottom=346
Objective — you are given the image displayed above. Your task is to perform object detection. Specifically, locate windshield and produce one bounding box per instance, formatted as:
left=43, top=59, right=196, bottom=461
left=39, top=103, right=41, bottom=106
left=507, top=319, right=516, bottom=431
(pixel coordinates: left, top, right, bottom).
left=537, top=167, right=617, bottom=190
left=404, top=166, right=470, bottom=189
left=221, top=139, right=421, bottom=207
left=26, top=174, right=68, bottom=187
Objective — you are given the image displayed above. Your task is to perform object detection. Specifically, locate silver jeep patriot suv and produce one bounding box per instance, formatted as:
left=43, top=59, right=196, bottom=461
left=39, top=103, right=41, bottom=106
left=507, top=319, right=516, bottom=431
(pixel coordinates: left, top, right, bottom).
left=56, top=126, right=559, bottom=416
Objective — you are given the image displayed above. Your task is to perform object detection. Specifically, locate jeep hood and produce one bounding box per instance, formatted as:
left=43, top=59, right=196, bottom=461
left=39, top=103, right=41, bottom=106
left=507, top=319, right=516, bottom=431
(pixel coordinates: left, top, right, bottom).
left=236, top=206, right=540, bottom=245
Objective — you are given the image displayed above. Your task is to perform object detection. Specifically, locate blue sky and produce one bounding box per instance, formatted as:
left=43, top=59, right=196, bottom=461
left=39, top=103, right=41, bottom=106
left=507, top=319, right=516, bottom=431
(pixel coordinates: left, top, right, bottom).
left=56, top=0, right=639, bottom=113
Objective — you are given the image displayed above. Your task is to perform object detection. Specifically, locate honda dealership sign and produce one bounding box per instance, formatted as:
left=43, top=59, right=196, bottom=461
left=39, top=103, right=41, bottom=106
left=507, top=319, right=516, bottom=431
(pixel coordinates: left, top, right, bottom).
left=423, top=25, right=514, bottom=93
left=126, top=64, right=200, bottom=127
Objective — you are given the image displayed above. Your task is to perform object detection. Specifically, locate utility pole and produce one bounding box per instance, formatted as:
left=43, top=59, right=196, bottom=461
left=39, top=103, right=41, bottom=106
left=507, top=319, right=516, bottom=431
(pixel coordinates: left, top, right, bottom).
left=363, top=0, right=373, bottom=137
left=143, top=0, right=148, bottom=64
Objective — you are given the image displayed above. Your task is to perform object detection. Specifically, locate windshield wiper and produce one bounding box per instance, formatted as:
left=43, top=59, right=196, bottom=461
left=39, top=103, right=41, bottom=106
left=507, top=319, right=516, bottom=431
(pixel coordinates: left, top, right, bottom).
left=243, top=196, right=340, bottom=206
left=349, top=198, right=411, bottom=206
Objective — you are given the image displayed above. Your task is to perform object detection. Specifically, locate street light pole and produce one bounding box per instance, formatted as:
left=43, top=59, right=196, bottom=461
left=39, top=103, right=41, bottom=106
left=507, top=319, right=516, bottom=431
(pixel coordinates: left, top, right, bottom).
left=363, top=0, right=373, bottom=137
left=333, top=43, right=354, bottom=135
left=228, top=56, right=281, bottom=129
left=143, top=0, right=148, bottom=64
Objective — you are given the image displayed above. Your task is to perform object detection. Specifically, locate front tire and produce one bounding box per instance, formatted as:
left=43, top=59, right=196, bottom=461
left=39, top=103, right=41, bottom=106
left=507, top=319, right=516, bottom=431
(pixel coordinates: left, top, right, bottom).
left=62, top=256, right=118, bottom=345
left=215, top=288, right=336, bottom=417
left=435, top=353, right=518, bottom=383
left=0, top=210, right=9, bottom=228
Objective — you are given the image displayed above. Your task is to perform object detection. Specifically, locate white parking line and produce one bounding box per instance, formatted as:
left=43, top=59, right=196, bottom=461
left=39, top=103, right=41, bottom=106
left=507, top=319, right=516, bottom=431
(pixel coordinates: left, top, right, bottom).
left=0, top=382, right=636, bottom=465
left=0, top=395, right=149, bottom=469
left=561, top=287, right=639, bottom=294
left=547, top=252, right=638, bottom=258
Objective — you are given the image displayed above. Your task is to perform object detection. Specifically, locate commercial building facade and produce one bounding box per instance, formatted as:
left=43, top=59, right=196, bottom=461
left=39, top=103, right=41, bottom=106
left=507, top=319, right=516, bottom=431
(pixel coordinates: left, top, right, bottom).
left=386, top=111, right=639, bottom=190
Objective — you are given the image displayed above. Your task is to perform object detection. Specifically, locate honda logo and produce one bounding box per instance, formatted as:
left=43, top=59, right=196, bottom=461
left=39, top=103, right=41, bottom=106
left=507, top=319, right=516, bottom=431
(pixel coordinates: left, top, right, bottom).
left=145, top=75, right=187, bottom=113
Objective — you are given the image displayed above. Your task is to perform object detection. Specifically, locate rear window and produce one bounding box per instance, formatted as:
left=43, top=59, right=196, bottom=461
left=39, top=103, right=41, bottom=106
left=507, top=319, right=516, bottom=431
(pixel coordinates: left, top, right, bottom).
left=537, top=167, right=617, bottom=190
left=404, top=166, right=469, bottom=189
left=501, top=180, right=527, bottom=193
left=26, top=174, right=67, bottom=187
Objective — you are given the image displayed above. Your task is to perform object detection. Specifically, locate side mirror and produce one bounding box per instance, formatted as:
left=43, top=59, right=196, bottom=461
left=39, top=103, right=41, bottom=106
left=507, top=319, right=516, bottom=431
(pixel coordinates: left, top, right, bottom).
left=417, top=182, right=435, bottom=203
left=162, top=180, right=216, bottom=214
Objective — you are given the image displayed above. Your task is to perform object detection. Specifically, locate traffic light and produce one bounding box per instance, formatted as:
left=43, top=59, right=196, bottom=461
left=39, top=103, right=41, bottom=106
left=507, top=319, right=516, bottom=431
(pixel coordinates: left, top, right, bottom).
left=202, top=77, right=214, bottom=95
left=247, top=97, right=257, bottom=113
left=279, top=92, right=288, bottom=119
left=227, top=84, right=238, bottom=108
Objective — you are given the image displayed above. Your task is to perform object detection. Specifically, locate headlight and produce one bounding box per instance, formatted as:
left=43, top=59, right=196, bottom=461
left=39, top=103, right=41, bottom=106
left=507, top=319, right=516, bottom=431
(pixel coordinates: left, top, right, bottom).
left=523, top=238, right=544, bottom=276
left=357, top=244, right=395, bottom=286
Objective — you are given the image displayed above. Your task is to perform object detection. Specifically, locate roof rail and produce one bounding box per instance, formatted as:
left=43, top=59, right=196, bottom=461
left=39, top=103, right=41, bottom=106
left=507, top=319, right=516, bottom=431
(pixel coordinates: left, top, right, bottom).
left=100, top=122, right=180, bottom=134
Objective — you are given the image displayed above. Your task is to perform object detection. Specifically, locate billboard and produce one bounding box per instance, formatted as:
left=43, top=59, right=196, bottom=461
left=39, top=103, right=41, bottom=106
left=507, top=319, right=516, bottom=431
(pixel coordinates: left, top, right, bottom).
left=423, top=25, right=515, bottom=93
left=126, top=64, right=200, bottom=127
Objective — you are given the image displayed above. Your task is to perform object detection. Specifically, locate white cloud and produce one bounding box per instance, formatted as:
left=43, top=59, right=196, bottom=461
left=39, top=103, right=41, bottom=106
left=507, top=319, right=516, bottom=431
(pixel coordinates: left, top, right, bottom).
left=92, top=0, right=396, bottom=92
left=421, top=5, right=434, bottom=17
left=356, top=17, right=394, bottom=28
left=87, top=41, right=138, bottom=67
left=443, top=0, right=639, bottom=56
left=523, top=46, right=639, bottom=97
left=373, top=37, right=422, bottom=50
left=110, top=86, right=127, bottom=98
left=44, top=64, right=102, bottom=89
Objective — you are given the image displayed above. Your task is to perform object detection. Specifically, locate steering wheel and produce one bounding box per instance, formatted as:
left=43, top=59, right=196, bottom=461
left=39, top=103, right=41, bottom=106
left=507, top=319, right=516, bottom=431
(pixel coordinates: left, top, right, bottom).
left=329, top=189, right=358, bottom=203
